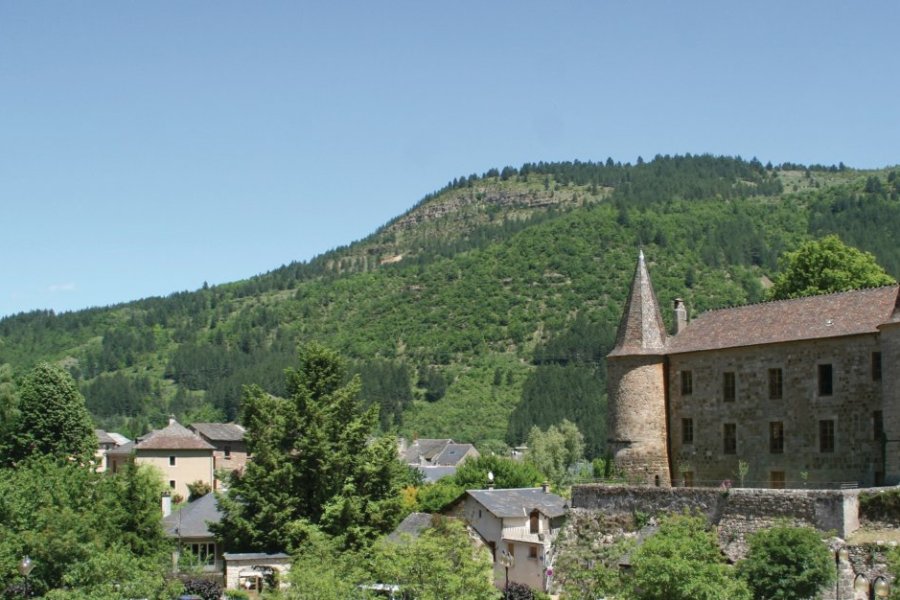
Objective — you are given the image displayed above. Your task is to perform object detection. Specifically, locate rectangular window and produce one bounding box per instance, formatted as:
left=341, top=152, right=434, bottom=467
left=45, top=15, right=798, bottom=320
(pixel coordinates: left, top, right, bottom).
left=169, top=456, right=176, bottom=466
left=723, top=423, right=737, bottom=455
left=507, top=543, right=515, bottom=558
left=224, top=445, right=232, bottom=459
left=681, top=370, right=693, bottom=395
left=873, top=352, right=883, bottom=382
left=769, top=421, right=784, bottom=454
left=770, top=471, right=786, bottom=490
left=528, top=545, right=538, bottom=559
left=768, top=368, right=783, bottom=400
left=682, top=418, right=694, bottom=444
left=723, top=372, right=736, bottom=402
left=819, top=419, right=835, bottom=453
left=818, top=364, right=833, bottom=396
left=169, top=480, right=176, bottom=489
left=874, top=410, right=884, bottom=442
left=189, top=542, right=215, bottom=566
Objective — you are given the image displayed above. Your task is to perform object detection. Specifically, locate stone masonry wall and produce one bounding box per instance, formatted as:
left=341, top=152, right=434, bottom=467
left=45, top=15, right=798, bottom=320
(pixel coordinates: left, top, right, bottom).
left=668, top=334, right=883, bottom=488
left=607, top=356, right=670, bottom=487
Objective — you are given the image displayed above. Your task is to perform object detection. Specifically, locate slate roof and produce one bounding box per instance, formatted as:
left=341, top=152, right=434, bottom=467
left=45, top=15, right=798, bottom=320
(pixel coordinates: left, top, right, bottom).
left=95, top=429, right=117, bottom=446
left=163, top=493, right=222, bottom=538
left=190, top=422, right=246, bottom=442
left=402, top=439, right=451, bottom=463
left=609, top=250, right=668, bottom=357
left=433, top=443, right=476, bottom=466
left=467, top=488, right=566, bottom=519
left=668, top=285, right=900, bottom=354
left=415, top=465, right=458, bottom=483
left=387, top=512, right=434, bottom=542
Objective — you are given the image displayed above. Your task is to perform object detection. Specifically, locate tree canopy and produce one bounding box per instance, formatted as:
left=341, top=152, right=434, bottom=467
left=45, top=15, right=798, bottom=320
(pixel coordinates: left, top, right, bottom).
left=737, top=525, right=834, bottom=600
left=3, top=362, right=96, bottom=465
left=628, top=514, right=750, bottom=600
left=769, top=235, right=894, bottom=300
left=213, top=343, right=409, bottom=552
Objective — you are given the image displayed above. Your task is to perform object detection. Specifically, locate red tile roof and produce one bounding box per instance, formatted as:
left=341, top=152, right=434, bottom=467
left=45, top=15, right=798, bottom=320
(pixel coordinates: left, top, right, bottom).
left=668, top=285, right=900, bottom=354
left=135, top=420, right=215, bottom=451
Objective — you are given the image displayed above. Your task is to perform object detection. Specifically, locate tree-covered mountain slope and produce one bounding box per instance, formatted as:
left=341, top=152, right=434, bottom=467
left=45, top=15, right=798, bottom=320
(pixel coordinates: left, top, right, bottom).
left=1, top=156, right=898, bottom=457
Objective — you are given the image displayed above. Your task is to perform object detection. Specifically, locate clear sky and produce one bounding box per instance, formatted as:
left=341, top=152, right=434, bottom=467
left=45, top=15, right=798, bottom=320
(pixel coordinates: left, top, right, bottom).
left=2, top=1, right=898, bottom=318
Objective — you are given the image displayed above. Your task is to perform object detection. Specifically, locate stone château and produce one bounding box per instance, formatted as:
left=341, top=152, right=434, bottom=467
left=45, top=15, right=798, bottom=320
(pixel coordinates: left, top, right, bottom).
left=608, top=251, right=900, bottom=488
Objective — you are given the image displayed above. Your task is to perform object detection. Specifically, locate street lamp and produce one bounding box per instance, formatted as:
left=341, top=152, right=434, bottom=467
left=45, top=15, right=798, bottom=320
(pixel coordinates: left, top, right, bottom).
left=872, top=576, right=890, bottom=599
left=498, top=548, right=514, bottom=599
left=834, top=547, right=848, bottom=600
left=18, top=555, right=34, bottom=598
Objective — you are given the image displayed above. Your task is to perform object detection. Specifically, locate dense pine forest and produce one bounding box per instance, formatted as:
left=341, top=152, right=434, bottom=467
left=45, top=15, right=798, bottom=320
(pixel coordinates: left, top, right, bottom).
left=2, top=155, right=899, bottom=457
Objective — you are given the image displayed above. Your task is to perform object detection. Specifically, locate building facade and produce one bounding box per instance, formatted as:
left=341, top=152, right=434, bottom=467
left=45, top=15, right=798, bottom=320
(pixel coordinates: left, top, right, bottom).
left=608, top=252, right=900, bottom=489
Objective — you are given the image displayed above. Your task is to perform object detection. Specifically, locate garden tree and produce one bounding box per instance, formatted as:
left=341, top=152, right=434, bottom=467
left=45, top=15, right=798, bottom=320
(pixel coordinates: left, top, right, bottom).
left=3, top=362, right=95, bottom=465
left=627, top=514, right=751, bottom=600
left=737, top=525, right=834, bottom=600
left=416, top=455, right=545, bottom=512
left=368, top=518, right=500, bottom=600
left=525, top=420, right=585, bottom=486
left=212, top=343, right=408, bottom=552
left=0, top=365, right=17, bottom=458
left=769, top=235, right=894, bottom=300
left=554, top=536, right=632, bottom=600
left=0, top=458, right=171, bottom=597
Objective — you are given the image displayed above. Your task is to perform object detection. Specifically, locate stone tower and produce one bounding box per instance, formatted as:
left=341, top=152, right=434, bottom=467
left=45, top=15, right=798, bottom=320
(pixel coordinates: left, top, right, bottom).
left=878, top=291, right=900, bottom=485
left=606, top=251, right=671, bottom=486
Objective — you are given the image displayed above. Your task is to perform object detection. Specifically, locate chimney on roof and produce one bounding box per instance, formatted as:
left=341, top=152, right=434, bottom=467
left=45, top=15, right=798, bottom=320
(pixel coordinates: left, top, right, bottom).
left=673, top=298, right=688, bottom=334
left=487, top=470, right=495, bottom=490
left=161, top=492, right=172, bottom=518
left=168, top=415, right=176, bottom=426
left=541, top=481, right=550, bottom=493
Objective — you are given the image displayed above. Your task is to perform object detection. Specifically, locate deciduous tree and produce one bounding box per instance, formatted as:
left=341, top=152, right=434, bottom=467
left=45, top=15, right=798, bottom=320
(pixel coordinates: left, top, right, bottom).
left=769, top=235, right=894, bottom=300
left=737, top=525, right=834, bottom=600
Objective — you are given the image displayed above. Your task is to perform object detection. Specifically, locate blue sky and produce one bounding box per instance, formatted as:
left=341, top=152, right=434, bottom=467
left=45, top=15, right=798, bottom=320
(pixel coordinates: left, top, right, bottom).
left=2, top=1, right=898, bottom=317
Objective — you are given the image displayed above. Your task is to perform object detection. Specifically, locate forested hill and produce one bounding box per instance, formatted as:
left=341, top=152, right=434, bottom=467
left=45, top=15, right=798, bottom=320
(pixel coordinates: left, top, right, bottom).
left=2, top=155, right=899, bottom=457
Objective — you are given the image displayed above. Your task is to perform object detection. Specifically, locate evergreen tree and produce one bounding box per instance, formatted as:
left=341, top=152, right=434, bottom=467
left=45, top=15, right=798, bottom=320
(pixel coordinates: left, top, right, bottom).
left=4, top=363, right=96, bottom=465
left=212, top=343, right=407, bottom=552
left=737, top=525, right=834, bottom=600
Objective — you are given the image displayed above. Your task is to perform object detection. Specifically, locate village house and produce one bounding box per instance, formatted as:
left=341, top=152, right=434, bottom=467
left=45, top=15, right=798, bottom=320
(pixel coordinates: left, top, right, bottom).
left=162, top=492, right=223, bottom=574
left=189, top=422, right=248, bottom=488
left=94, top=429, right=129, bottom=471
left=106, top=417, right=215, bottom=501
left=450, top=486, right=565, bottom=592
left=399, top=437, right=479, bottom=482
left=608, top=251, right=900, bottom=489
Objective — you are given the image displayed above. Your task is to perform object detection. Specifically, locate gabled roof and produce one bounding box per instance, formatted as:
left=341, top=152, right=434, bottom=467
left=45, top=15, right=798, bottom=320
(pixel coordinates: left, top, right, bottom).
left=433, top=443, right=477, bottom=466
left=387, top=512, right=434, bottom=542
left=402, top=439, right=478, bottom=466
left=190, top=422, right=246, bottom=442
left=163, top=492, right=222, bottom=538
left=402, top=438, right=452, bottom=463
left=668, top=285, right=900, bottom=354
left=609, top=250, right=668, bottom=357
left=95, top=429, right=117, bottom=446
left=466, top=488, right=566, bottom=519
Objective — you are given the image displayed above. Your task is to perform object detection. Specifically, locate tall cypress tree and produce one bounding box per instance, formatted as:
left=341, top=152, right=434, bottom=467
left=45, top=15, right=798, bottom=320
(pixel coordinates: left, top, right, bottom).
left=5, top=362, right=96, bottom=465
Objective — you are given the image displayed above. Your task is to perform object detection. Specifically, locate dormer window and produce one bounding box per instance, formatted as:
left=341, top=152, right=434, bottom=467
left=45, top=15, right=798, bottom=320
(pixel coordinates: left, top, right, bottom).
left=529, top=510, right=540, bottom=534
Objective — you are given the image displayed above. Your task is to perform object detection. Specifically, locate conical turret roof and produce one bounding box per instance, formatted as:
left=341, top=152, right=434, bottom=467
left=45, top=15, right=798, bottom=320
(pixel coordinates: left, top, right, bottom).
left=608, top=250, right=667, bottom=357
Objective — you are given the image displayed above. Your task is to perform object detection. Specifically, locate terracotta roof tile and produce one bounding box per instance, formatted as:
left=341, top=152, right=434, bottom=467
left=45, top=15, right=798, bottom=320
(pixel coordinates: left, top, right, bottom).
left=668, top=285, right=900, bottom=354
left=135, top=420, right=215, bottom=451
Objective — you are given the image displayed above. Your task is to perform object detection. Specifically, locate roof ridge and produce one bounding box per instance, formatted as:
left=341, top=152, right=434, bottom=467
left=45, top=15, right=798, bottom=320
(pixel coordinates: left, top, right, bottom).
left=690, top=283, right=900, bottom=318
